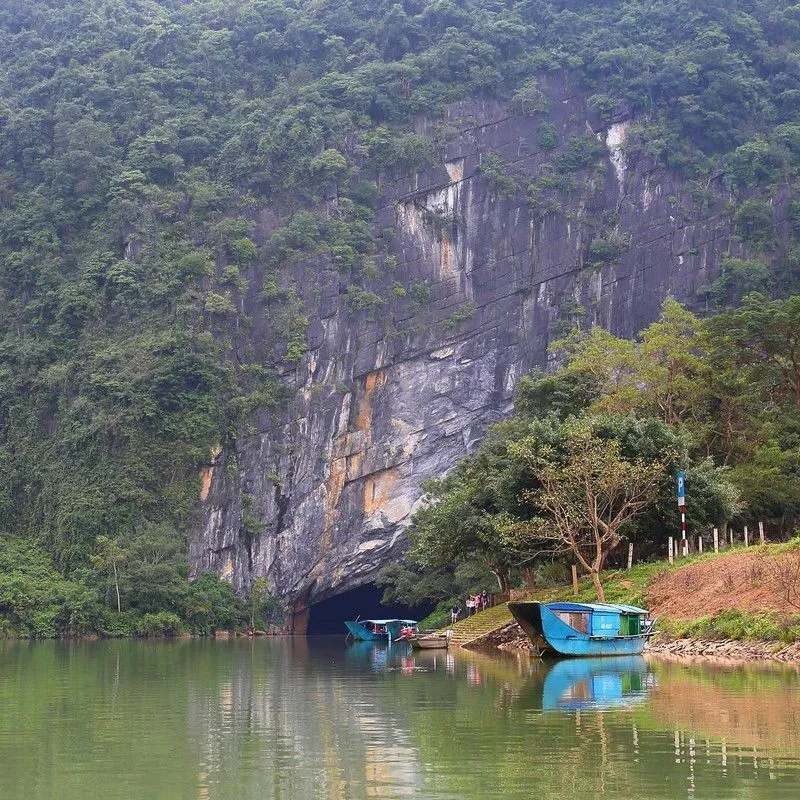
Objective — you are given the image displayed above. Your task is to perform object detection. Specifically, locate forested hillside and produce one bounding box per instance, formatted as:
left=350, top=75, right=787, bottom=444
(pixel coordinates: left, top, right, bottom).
left=1, top=0, right=799, bottom=635
left=380, top=297, right=800, bottom=611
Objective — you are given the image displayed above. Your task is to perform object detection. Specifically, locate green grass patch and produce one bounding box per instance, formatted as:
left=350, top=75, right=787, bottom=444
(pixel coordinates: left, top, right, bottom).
left=418, top=600, right=454, bottom=631
left=659, top=610, right=800, bottom=644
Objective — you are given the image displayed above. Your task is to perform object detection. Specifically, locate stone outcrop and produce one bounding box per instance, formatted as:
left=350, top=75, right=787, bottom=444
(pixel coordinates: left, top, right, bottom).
left=189, top=73, right=791, bottom=627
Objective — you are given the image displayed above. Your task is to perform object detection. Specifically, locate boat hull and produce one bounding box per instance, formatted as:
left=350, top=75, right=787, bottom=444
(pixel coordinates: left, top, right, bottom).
left=408, top=635, right=449, bottom=650
left=344, top=621, right=386, bottom=641
left=508, top=602, right=648, bottom=657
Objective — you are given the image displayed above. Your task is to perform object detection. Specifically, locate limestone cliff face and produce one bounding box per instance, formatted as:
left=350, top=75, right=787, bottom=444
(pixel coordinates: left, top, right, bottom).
left=189, top=73, right=790, bottom=626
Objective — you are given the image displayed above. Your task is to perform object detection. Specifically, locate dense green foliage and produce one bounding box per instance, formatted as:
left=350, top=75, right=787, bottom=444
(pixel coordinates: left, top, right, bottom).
left=0, top=534, right=245, bottom=637
left=1, top=0, right=799, bottom=629
left=384, top=297, right=800, bottom=603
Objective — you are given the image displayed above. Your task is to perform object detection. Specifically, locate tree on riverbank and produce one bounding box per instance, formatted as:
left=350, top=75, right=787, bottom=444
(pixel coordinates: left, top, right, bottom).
left=91, top=536, right=127, bottom=613
left=516, top=421, right=669, bottom=601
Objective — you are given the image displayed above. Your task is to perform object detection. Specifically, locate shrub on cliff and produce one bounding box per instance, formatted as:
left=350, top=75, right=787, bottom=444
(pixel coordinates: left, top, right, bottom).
left=477, top=152, right=517, bottom=197
left=137, top=612, right=184, bottom=638
left=734, top=200, right=777, bottom=251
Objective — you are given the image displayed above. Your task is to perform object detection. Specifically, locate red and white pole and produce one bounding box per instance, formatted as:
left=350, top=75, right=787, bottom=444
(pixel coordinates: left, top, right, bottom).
left=677, top=470, right=687, bottom=557
left=680, top=508, right=687, bottom=556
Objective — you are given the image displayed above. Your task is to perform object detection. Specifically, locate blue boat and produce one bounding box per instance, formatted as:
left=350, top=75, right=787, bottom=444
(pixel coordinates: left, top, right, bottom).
left=344, top=619, right=417, bottom=642
left=507, top=601, right=654, bottom=657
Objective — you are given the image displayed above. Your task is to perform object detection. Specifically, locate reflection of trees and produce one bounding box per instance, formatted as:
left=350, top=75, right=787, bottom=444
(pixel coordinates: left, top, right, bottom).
left=3, top=641, right=800, bottom=799
left=186, top=639, right=425, bottom=799
left=0, top=640, right=200, bottom=799
left=647, top=659, right=800, bottom=759
left=390, top=651, right=800, bottom=799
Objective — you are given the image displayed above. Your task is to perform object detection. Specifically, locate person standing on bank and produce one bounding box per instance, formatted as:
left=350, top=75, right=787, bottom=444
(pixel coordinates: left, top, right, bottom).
left=451, top=603, right=460, bottom=625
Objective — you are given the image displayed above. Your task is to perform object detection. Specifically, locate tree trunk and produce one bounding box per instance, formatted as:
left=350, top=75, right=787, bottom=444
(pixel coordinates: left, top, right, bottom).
left=591, top=569, right=605, bottom=602
left=523, top=568, right=537, bottom=590
left=112, top=561, right=121, bottom=614
left=492, top=570, right=510, bottom=595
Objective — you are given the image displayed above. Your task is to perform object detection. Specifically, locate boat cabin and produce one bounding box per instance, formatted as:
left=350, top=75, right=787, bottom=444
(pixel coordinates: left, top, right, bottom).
left=344, top=618, right=418, bottom=641
left=547, top=602, right=648, bottom=638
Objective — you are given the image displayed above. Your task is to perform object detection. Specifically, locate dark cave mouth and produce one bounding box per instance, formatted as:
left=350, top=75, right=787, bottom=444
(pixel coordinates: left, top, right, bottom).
left=306, top=583, right=433, bottom=635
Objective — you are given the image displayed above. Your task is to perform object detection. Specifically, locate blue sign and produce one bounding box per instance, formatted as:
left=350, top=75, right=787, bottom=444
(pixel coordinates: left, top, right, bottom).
left=676, top=470, right=686, bottom=507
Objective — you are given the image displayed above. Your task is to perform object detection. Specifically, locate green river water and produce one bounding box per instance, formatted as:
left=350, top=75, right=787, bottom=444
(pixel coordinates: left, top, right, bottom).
left=1, top=638, right=798, bottom=799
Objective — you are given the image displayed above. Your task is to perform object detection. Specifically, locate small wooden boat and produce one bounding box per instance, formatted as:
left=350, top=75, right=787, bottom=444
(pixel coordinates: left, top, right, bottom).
left=508, top=601, right=654, bottom=657
left=344, top=619, right=417, bottom=642
left=408, top=633, right=449, bottom=650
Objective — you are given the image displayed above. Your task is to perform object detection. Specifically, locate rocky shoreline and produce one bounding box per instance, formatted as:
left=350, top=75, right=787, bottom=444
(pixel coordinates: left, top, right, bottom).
left=644, top=636, right=800, bottom=663
left=463, top=622, right=800, bottom=664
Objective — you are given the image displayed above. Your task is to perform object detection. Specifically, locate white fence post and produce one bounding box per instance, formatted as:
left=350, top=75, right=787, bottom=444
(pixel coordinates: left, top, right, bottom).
left=668, top=537, right=674, bottom=564
left=744, top=525, right=749, bottom=547
left=627, top=542, right=634, bottom=570
left=713, top=528, right=719, bottom=553
left=759, top=521, right=765, bottom=545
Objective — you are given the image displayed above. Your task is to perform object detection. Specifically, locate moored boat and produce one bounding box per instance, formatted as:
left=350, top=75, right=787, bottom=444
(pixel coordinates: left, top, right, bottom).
left=344, top=619, right=418, bottom=642
left=385, top=619, right=418, bottom=640
left=408, top=634, right=449, bottom=650
left=508, top=601, right=654, bottom=657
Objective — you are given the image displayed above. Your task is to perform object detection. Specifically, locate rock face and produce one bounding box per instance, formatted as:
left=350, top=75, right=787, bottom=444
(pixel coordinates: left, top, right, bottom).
left=189, top=73, right=790, bottom=627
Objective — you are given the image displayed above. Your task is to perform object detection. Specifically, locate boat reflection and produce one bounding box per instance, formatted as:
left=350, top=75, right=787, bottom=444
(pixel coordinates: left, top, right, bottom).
left=542, top=656, right=654, bottom=711
left=343, top=640, right=394, bottom=671
left=511, top=656, right=655, bottom=712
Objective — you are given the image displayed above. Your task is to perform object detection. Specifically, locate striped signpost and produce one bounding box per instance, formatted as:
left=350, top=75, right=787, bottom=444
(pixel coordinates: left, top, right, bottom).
left=677, top=470, right=687, bottom=556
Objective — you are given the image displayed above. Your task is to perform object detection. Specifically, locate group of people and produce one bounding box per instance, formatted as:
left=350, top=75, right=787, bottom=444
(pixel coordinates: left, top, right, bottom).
left=450, top=590, right=491, bottom=624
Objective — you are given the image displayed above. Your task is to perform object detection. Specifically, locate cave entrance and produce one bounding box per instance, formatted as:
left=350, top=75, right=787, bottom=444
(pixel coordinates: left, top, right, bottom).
left=306, top=583, right=432, bottom=635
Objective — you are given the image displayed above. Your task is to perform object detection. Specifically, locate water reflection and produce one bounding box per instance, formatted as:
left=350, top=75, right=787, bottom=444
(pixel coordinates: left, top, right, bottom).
left=541, top=656, right=654, bottom=711
left=1, top=638, right=799, bottom=800
left=648, top=657, right=800, bottom=757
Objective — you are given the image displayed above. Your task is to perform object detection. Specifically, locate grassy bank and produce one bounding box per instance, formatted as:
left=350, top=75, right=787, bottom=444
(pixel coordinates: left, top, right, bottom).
left=544, top=540, right=800, bottom=645
left=442, top=540, right=800, bottom=648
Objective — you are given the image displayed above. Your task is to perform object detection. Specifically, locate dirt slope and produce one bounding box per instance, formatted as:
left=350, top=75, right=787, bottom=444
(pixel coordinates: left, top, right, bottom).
left=646, top=549, right=799, bottom=620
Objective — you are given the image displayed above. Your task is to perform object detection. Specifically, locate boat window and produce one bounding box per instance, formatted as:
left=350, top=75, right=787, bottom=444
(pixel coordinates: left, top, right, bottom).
left=555, top=611, right=589, bottom=633
left=619, top=615, right=641, bottom=636
left=590, top=613, right=620, bottom=636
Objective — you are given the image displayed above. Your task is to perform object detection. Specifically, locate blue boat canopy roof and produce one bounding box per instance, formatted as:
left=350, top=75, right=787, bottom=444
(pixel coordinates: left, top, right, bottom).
left=546, top=602, right=648, bottom=615
left=362, top=619, right=418, bottom=625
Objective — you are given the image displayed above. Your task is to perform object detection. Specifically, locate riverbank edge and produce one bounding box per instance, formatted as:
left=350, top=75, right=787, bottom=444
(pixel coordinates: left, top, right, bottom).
left=0, top=629, right=275, bottom=642
left=466, top=622, right=800, bottom=663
